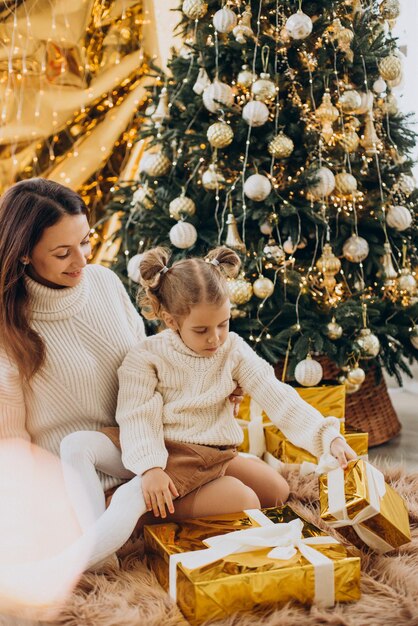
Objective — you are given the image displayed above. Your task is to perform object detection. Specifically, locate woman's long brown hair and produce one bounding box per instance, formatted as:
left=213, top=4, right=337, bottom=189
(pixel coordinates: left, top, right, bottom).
left=0, top=178, right=89, bottom=381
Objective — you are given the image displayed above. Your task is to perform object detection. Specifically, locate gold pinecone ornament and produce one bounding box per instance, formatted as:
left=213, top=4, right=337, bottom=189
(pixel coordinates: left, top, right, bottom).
left=268, top=133, right=294, bottom=158
left=228, top=276, right=253, bottom=305
left=207, top=122, right=234, bottom=149
left=378, top=55, right=402, bottom=81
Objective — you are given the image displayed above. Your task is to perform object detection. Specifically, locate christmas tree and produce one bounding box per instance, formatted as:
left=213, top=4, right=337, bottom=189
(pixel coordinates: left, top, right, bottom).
left=104, top=0, right=418, bottom=393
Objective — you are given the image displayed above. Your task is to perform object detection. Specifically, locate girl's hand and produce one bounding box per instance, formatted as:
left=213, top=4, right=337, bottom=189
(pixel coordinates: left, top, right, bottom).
left=142, top=467, right=179, bottom=518
left=330, top=437, right=358, bottom=469
left=229, top=383, right=244, bottom=416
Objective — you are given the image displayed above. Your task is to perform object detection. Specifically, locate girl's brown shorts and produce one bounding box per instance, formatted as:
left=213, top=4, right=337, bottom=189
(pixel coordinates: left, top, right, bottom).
left=100, top=426, right=238, bottom=498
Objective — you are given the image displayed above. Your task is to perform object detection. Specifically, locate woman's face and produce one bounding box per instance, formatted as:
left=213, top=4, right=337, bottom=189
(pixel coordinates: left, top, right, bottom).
left=26, top=213, right=91, bottom=289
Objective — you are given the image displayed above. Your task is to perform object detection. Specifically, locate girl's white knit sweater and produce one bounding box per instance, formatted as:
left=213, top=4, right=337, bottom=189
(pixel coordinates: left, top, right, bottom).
left=116, top=329, right=343, bottom=476
left=0, top=265, right=145, bottom=490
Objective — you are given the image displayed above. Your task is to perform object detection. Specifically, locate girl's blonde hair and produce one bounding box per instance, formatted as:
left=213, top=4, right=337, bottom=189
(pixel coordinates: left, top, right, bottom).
left=138, top=246, right=241, bottom=321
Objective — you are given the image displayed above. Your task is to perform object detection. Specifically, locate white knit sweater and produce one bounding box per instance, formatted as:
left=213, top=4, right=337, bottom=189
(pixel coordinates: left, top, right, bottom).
left=116, top=329, right=343, bottom=476
left=0, top=265, right=145, bottom=490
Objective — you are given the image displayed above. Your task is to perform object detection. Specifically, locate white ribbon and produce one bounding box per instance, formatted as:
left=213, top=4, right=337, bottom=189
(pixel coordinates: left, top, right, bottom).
left=300, top=453, right=341, bottom=476
left=168, top=509, right=339, bottom=608
left=325, top=461, right=393, bottom=553
left=236, top=399, right=271, bottom=457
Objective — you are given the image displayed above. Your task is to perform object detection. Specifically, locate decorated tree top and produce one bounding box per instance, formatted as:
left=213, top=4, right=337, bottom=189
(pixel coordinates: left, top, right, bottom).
left=103, top=0, right=418, bottom=388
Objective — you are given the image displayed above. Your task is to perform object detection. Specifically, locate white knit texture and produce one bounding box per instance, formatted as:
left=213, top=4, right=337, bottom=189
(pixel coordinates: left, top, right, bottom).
left=116, top=330, right=343, bottom=476
left=0, top=264, right=145, bottom=491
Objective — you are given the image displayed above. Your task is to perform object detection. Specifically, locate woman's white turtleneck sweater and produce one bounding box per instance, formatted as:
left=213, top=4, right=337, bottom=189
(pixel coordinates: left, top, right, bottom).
left=0, top=264, right=145, bottom=490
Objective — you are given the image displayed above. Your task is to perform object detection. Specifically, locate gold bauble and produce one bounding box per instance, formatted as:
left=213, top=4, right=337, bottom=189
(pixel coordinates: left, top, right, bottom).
left=327, top=318, right=343, bottom=340
left=335, top=171, right=358, bottom=195
left=315, top=91, right=339, bottom=143
left=263, top=239, right=285, bottom=264
left=251, top=73, right=276, bottom=102
left=228, top=277, right=253, bottom=305
left=379, top=0, right=400, bottom=21
left=345, top=380, right=362, bottom=394
left=378, top=55, right=402, bottom=81
left=207, top=122, right=234, bottom=149
left=338, top=89, right=362, bottom=114
left=253, top=275, right=274, bottom=299
left=268, top=133, right=294, bottom=158
left=347, top=366, right=366, bottom=385
left=316, top=243, right=341, bottom=275
left=343, top=235, right=369, bottom=263
left=356, top=328, right=380, bottom=358
left=237, top=65, right=256, bottom=88
left=182, top=0, right=208, bottom=19
left=338, top=129, right=360, bottom=153
left=131, top=184, right=155, bottom=211
left=169, top=195, right=196, bottom=220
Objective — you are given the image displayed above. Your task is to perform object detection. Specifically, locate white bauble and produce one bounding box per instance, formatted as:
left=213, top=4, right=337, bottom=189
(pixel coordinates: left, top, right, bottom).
left=182, top=0, right=207, bottom=19
left=283, top=236, right=297, bottom=254
left=410, top=326, right=418, bottom=350
left=207, top=122, right=234, bottom=148
left=386, top=205, right=412, bottom=231
left=260, top=221, right=273, bottom=235
left=373, top=78, right=387, bottom=94
left=335, top=172, right=358, bottom=195
left=169, top=195, right=196, bottom=220
left=294, top=356, right=323, bottom=387
left=355, top=91, right=374, bottom=114
left=131, top=185, right=155, bottom=210
left=326, top=320, right=343, bottom=340
left=307, top=166, right=335, bottom=200
left=253, top=276, right=274, bottom=298
left=202, top=81, right=234, bottom=113
left=251, top=73, right=276, bottom=101
left=242, top=100, right=269, bottom=127
left=342, top=235, right=369, bottom=262
left=202, top=163, right=225, bottom=190
left=127, top=254, right=143, bottom=283
left=285, top=10, right=313, bottom=40
left=237, top=65, right=256, bottom=88
left=169, top=222, right=197, bottom=249
left=347, top=366, right=366, bottom=385
left=398, top=269, right=416, bottom=294
left=243, top=174, right=272, bottom=201
left=398, top=173, right=416, bottom=196
left=213, top=7, right=237, bottom=33
left=140, top=151, right=171, bottom=177
left=339, top=90, right=362, bottom=114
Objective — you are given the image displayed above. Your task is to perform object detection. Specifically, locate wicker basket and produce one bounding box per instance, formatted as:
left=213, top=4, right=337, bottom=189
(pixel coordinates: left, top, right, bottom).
left=274, top=356, right=401, bottom=447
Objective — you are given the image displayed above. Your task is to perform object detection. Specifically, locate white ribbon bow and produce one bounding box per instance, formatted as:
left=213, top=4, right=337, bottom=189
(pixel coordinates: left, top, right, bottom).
left=300, top=452, right=341, bottom=476
left=169, top=508, right=339, bottom=607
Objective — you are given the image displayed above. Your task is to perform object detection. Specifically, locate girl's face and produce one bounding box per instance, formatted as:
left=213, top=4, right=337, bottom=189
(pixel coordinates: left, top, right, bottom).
left=26, top=213, right=91, bottom=289
left=176, top=299, right=231, bottom=357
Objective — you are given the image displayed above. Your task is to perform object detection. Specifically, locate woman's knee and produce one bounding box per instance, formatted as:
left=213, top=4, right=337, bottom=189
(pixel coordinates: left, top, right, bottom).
left=266, top=474, right=290, bottom=507
left=220, top=476, right=261, bottom=509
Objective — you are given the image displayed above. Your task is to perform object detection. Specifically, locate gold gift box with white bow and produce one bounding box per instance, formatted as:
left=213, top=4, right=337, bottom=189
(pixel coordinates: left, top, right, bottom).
left=144, top=505, right=360, bottom=625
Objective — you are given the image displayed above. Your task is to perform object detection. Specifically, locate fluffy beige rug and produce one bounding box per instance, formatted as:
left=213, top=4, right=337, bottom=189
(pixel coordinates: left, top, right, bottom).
left=2, top=464, right=418, bottom=626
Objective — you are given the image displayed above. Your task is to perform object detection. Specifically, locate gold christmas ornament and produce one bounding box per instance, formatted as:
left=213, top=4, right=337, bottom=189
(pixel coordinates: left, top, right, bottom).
left=315, top=91, right=339, bottom=143
left=228, top=276, right=253, bottom=305
left=378, top=55, right=402, bottom=81
left=140, top=150, right=171, bottom=177
left=361, top=113, right=382, bottom=155
left=151, top=87, right=170, bottom=125
left=356, top=328, right=380, bottom=358
left=397, top=173, right=416, bottom=196
left=386, top=205, right=412, bottom=231
left=307, top=166, right=336, bottom=200
left=410, top=326, right=418, bottom=350
left=335, top=171, right=358, bottom=196
left=328, top=19, right=354, bottom=62
left=397, top=268, right=416, bottom=294
left=343, top=235, right=369, bottom=263
left=207, top=122, right=234, bottom=148
left=268, top=132, right=294, bottom=158
left=213, top=7, right=237, bottom=33
left=263, top=239, right=285, bottom=264
left=327, top=318, right=343, bottom=340
left=225, top=213, right=246, bottom=252
left=285, top=10, right=313, bottom=40
left=169, top=221, right=198, bottom=249
left=380, top=242, right=397, bottom=285
left=316, top=243, right=341, bottom=291
left=203, top=81, right=234, bottom=113
left=339, top=90, right=362, bottom=114
left=131, top=184, right=155, bottom=211
left=338, top=129, right=360, bottom=153
left=344, top=380, right=361, bottom=394
left=251, top=73, right=276, bottom=102
left=237, top=65, right=256, bottom=88
left=169, top=195, right=196, bottom=221
left=347, top=366, right=366, bottom=385
left=182, top=0, right=208, bottom=19
left=202, top=163, right=225, bottom=190
left=253, top=275, right=275, bottom=299
left=379, top=0, right=401, bottom=21
left=233, top=4, right=254, bottom=44
left=242, top=100, right=270, bottom=127
left=383, top=93, right=398, bottom=115
left=355, top=91, right=374, bottom=115
left=294, top=354, right=323, bottom=387
left=243, top=174, right=272, bottom=201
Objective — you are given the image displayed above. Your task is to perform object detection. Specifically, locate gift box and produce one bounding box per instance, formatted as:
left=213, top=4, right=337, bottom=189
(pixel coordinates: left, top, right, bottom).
left=144, top=505, right=361, bottom=625
left=264, top=426, right=368, bottom=466
left=319, top=459, right=411, bottom=553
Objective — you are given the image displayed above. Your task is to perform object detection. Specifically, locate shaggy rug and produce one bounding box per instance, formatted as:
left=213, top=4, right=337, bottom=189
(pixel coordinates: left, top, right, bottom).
left=2, top=463, right=418, bottom=626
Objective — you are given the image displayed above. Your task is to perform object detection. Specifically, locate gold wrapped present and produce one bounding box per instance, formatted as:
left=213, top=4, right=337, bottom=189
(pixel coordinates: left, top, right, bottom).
left=264, top=426, right=368, bottom=466
left=319, top=459, right=411, bottom=553
left=144, top=505, right=361, bottom=625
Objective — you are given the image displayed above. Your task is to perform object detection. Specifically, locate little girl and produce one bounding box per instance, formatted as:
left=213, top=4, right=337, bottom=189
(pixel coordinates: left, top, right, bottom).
left=58, top=245, right=355, bottom=571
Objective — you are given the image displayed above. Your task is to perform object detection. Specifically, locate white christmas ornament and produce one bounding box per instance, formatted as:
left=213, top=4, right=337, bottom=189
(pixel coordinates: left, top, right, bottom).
left=131, top=185, right=154, bottom=211
left=386, top=205, right=412, bottom=231
left=260, top=221, right=273, bottom=235
left=193, top=67, right=211, bottom=95
left=233, top=5, right=254, bottom=44
left=182, top=0, right=207, bottom=19
left=339, top=90, right=362, bottom=114
left=251, top=73, right=276, bottom=101
left=243, top=174, right=272, bottom=201
left=335, top=172, right=358, bottom=195
left=237, top=65, right=256, bottom=88
left=202, top=163, right=225, bottom=190
left=355, top=91, right=374, bottom=114
left=213, top=7, right=237, bottom=33
left=202, top=81, right=234, bottom=113
left=283, top=236, right=297, bottom=254
left=294, top=355, right=323, bottom=387
left=373, top=78, right=387, bottom=94
left=342, top=235, right=369, bottom=263
left=127, top=254, right=143, bottom=283
left=398, top=173, right=416, bottom=196
left=307, top=166, right=335, bottom=200
left=285, top=10, right=313, bottom=40
left=169, top=222, right=197, bottom=249
left=253, top=276, right=274, bottom=299
left=140, top=150, right=171, bottom=177
left=242, top=100, right=269, bottom=126
left=169, top=195, right=196, bottom=220
left=347, top=367, right=366, bottom=385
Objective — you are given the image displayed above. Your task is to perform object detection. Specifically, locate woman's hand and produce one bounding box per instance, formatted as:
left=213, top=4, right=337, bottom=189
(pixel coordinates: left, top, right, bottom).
left=142, top=467, right=179, bottom=518
left=229, top=383, right=244, bottom=416
left=330, top=437, right=358, bottom=469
